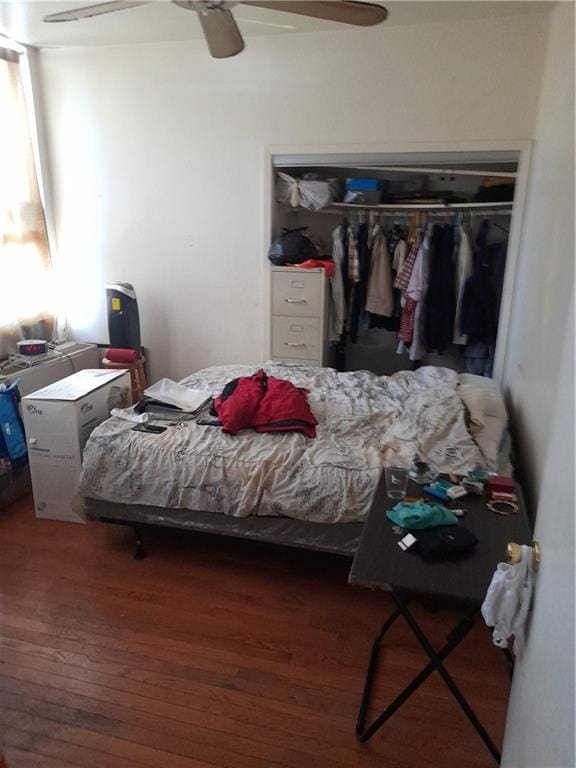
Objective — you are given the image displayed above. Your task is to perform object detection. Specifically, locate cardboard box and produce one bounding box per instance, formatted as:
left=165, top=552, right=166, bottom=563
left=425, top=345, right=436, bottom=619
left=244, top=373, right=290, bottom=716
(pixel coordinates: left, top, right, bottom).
left=22, top=369, right=131, bottom=523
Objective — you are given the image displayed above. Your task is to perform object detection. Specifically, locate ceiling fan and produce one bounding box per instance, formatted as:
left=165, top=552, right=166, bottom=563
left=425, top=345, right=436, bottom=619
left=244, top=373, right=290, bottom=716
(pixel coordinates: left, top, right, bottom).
left=43, top=1, right=388, bottom=59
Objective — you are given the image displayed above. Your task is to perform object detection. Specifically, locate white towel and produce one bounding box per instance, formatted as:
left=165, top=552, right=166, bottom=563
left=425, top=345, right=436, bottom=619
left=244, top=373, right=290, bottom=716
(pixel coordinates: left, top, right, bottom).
left=111, top=406, right=150, bottom=424
left=481, top=544, right=534, bottom=656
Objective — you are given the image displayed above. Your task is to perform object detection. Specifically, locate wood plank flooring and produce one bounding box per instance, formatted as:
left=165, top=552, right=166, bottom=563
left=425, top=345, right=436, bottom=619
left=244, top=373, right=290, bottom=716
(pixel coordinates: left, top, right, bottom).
left=0, top=497, right=511, bottom=768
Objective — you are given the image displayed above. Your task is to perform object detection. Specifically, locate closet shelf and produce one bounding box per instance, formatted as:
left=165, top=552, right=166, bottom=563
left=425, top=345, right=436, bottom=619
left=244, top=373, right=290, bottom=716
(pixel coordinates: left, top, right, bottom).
left=333, top=165, right=517, bottom=179
left=320, top=201, right=514, bottom=213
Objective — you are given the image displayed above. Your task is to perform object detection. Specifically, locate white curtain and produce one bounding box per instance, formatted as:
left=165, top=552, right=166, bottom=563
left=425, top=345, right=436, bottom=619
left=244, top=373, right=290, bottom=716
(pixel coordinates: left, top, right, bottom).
left=0, top=46, right=58, bottom=361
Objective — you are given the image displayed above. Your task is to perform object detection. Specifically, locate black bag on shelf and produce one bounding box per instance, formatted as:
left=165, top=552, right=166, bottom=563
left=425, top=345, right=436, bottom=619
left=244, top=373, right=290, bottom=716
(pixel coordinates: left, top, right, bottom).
left=267, top=227, right=318, bottom=266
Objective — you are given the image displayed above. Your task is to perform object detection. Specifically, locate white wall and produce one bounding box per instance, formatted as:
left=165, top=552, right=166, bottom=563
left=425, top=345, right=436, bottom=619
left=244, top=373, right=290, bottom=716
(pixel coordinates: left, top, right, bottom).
left=502, top=1, right=575, bottom=503
left=500, top=4, right=575, bottom=767
left=36, top=12, right=549, bottom=380
left=502, top=299, right=574, bottom=768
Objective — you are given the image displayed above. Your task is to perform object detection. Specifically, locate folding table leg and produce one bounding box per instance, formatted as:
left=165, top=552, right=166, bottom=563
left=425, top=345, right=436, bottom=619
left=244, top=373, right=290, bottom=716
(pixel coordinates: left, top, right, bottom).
left=356, top=607, right=402, bottom=736
left=393, top=591, right=501, bottom=763
left=356, top=591, right=501, bottom=765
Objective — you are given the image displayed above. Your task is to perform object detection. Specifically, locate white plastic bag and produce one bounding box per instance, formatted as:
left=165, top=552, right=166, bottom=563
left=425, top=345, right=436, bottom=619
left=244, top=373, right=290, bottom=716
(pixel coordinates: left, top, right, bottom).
left=144, top=379, right=210, bottom=413
left=276, top=172, right=340, bottom=211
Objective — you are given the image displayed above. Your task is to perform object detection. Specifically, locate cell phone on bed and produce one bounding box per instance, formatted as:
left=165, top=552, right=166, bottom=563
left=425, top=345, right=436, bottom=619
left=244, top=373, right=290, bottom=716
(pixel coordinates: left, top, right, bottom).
left=131, top=423, right=167, bottom=434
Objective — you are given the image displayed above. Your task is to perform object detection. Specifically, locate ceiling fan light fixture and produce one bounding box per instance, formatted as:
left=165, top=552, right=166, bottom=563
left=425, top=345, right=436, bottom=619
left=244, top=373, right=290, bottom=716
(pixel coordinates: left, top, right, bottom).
left=43, top=0, right=388, bottom=57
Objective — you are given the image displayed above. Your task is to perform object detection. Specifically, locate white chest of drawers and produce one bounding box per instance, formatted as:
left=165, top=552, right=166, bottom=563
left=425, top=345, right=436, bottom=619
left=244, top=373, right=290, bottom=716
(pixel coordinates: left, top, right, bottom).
left=270, top=266, right=329, bottom=366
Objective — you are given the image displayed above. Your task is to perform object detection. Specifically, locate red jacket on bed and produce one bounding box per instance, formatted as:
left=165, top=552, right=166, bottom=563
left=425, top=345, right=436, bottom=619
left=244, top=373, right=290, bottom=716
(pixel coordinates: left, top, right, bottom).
left=213, top=370, right=317, bottom=438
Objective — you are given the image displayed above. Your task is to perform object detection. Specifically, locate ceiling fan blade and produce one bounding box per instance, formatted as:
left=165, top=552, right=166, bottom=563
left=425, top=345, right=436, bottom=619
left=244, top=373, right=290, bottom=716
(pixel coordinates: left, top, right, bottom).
left=44, top=1, right=148, bottom=23
left=240, top=1, right=387, bottom=27
left=172, top=2, right=245, bottom=58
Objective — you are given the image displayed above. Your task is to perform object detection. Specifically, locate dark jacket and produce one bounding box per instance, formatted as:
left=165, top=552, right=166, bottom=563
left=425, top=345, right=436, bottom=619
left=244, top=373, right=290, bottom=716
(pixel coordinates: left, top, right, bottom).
left=460, top=220, right=507, bottom=344
left=424, top=224, right=456, bottom=354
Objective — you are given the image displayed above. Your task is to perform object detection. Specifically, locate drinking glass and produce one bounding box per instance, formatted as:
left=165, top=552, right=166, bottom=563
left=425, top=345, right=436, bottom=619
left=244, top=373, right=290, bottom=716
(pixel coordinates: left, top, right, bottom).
left=385, top=466, right=409, bottom=500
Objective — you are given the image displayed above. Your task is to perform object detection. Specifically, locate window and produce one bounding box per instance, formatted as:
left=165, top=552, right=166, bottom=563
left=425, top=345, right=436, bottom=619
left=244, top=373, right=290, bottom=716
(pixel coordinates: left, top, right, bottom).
left=0, top=42, right=57, bottom=360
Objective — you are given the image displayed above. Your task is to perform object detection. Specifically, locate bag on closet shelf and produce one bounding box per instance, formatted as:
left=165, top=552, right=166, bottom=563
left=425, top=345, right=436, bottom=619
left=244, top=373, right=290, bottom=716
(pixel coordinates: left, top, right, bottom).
left=267, top=227, right=318, bottom=266
left=276, top=172, right=340, bottom=211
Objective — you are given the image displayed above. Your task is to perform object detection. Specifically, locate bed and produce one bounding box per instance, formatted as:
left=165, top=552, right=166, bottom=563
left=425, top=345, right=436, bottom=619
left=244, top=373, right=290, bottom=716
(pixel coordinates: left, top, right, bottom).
left=80, top=363, right=511, bottom=558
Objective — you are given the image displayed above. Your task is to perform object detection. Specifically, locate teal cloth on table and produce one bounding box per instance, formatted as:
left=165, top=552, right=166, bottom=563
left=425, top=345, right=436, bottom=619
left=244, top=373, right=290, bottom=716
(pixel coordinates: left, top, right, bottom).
left=386, top=501, right=458, bottom=530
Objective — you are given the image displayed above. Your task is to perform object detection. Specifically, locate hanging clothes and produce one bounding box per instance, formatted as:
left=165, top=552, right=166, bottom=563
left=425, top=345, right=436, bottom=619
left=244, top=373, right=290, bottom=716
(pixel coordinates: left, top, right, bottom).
left=341, top=220, right=350, bottom=301
left=357, top=223, right=371, bottom=316
left=398, top=298, right=417, bottom=344
left=395, top=236, right=421, bottom=346
left=345, top=225, right=357, bottom=337
left=388, top=223, right=404, bottom=260
left=347, top=224, right=360, bottom=284
left=346, top=223, right=370, bottom=344
left=408, top=224, right=432, bottom=361
left=365, top=224, right=393, bottom=317
left=349, top=223, right=370, bottom=343
left=465, top=341, right=495, bottom=377
left=392, top=239, right=408, bottom=273
left=329, top=225, right=347, bottom=342
left=326, top=208, right=507, bottom=375
left=423, top=224, right=456, bottom=354
left=460, top=220, right=507, bottom=346
left=453, top=222, right=474, bottom=344
left=394, top=237, right=420, bottom=293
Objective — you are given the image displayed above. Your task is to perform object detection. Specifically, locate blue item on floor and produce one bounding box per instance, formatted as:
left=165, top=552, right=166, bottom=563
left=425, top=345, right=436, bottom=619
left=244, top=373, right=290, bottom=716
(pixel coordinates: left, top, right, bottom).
left=0, top=380, right=27, bottom=468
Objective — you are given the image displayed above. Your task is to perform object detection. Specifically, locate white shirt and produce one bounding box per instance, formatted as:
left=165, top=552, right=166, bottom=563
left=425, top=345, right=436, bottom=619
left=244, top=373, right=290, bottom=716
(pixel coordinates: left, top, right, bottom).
left=481, top=545, right=535, bottom=657
left=453, top=224, right=473, bottom=344
left=329, top=225, right=347, bottom=341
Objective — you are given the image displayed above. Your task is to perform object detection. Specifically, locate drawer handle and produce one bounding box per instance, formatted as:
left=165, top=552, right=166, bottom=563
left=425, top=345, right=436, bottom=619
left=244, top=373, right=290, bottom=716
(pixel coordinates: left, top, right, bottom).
left=285, top=298, right=307, bottom=304
left=284, top=342, right=306, bottom=347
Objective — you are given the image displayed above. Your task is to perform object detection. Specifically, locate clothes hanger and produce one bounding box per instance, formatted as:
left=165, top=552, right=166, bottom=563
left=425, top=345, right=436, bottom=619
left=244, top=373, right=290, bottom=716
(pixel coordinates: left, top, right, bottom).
left=491, top=219, right=510, bottom=235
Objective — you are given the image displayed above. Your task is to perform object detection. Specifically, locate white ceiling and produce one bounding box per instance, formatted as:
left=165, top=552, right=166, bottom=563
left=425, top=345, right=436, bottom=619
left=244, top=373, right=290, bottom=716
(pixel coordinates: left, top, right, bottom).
left=0, top=1, right=552, bottom=49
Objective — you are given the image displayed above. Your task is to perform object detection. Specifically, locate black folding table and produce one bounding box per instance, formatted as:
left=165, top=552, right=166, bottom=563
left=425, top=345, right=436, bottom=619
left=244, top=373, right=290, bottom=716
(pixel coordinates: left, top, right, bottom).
left=349, top=474, right=531, bottom=764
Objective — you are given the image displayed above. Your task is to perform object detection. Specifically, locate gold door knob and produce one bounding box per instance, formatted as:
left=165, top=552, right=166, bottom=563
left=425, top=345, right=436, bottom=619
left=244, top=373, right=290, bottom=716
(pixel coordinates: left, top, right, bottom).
left=507, top=541, right=540, bottom=572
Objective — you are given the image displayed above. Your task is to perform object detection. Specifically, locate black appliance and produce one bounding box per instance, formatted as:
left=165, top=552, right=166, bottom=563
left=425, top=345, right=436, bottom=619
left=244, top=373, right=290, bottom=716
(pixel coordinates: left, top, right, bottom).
left=105, top=282, right=141, bottom=351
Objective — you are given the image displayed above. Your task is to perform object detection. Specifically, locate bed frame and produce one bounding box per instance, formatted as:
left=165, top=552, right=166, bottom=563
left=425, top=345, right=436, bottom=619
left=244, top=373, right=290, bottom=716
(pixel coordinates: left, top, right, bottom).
left=84, top=497, right=365, bottom=559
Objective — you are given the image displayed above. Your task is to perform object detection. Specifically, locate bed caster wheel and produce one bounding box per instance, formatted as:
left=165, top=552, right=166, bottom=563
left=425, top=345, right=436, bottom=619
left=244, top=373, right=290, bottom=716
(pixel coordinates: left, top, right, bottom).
left=133, top=527, right=146, bottom=560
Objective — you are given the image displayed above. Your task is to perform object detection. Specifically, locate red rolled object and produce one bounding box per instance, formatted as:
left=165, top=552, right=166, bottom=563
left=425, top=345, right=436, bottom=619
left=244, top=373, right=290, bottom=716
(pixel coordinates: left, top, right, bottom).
left=486, top=476, right=515, bottom=495
left=104, top=348, right=140, bottom=363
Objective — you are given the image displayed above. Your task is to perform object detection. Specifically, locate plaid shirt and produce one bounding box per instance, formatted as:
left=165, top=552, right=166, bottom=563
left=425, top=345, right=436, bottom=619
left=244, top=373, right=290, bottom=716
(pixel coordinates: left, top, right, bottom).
left=398, top=297, right=417, bottom=343
left=348, top=226, right=360, bottom=283
left=394, top=239, right=420, bottom=293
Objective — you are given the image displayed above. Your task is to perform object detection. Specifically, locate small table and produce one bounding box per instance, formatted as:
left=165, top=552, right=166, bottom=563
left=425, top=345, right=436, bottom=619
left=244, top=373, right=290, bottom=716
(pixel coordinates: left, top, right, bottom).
left=349, top=473, right=531, bottom=764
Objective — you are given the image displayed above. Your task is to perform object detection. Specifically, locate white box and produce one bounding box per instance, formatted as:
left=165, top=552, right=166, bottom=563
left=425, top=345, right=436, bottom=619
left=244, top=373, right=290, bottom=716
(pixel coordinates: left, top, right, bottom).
left=22, top=369, right=131, bottom=523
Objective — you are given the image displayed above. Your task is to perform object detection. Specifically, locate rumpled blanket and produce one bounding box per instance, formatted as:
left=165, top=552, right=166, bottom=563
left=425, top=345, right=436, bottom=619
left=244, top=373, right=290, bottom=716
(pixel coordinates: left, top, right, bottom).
left=80, top=364, right=490, bottom=523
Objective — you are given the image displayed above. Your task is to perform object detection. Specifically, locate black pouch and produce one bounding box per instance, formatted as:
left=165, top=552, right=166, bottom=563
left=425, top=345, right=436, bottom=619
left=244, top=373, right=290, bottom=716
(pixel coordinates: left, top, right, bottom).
left=414, top=526, right=478, bottom=559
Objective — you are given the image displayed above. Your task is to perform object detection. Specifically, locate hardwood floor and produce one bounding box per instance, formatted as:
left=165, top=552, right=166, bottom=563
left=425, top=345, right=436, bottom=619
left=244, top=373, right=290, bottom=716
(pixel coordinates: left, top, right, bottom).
left=0, top=497, right=510, bottom=768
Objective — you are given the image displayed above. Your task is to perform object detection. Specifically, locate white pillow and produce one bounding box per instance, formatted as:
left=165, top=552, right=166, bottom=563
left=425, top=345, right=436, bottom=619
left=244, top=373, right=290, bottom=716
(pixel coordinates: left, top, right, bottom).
left=474, top=414, right=506, bottom=471
left=458, top=374, right=508, bottom=470
left=458, top=374, right=507, bottom=432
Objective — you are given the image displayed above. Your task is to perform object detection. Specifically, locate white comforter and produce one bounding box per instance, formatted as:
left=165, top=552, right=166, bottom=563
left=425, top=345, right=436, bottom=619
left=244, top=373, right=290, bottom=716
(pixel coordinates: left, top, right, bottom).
left=80, top=364, right=487, bottom=524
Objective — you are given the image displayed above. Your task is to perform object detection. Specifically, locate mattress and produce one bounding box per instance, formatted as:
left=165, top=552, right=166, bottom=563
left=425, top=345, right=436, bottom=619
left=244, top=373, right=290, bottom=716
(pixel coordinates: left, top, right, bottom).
left=80, top=364, right=504, bottom=525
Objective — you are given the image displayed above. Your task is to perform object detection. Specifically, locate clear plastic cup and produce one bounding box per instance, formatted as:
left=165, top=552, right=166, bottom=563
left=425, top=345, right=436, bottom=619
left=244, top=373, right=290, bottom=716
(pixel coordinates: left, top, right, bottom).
left=385, top=466, right=409, bottom=500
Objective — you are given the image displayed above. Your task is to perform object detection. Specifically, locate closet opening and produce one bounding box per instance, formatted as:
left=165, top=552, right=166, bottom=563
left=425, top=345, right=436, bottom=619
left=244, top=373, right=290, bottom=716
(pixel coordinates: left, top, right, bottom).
left=267, top=149, right=521, bottom=380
